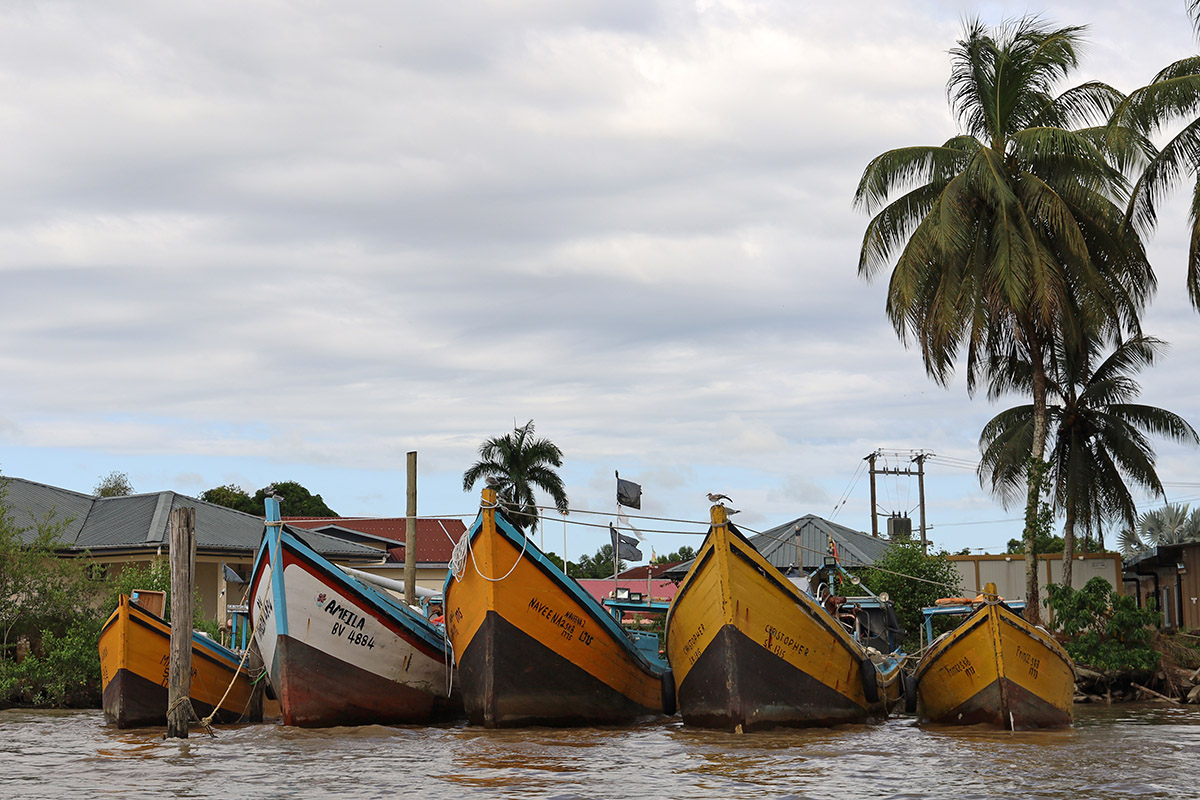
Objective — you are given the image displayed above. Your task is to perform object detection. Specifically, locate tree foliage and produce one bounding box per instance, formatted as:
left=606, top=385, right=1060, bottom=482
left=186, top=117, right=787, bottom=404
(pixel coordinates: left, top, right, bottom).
left=1005, top=532, right=1064, bottom=555
left=980, top=336, right=1197, bottom=585
left=462, top=420, right=569, bottom=533
left=858, top=541, right=962, bottom=651
left=1119, top=503, right=1200, bottom=556
left=570, top=544, right=626, bottom=579
left=652, top=546, right=696, bottom=564
left=94, top=470, right=134, bottom=497
left=0, top=479, right=103, bottom=707
left=200, top=484, right=258, bottom=515
left=855, top=16, right=1156, bottom=624
left=1045, top=577, right=1160, bottom=670
left=252, top=481, right=337, bottom=517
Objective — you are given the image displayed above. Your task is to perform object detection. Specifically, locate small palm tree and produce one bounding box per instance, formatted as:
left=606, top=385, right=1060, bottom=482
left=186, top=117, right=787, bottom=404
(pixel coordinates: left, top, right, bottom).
left=462, top=420, right=569, bottom=533
left=1120, top=503, right=1200, bottom=556
left=979, top=336, right=1198, bottom=586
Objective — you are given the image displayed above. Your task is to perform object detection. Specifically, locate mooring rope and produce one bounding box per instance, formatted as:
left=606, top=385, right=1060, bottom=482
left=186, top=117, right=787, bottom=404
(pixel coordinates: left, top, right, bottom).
left=166, top=695, right=215, bottom=738
left=200, top=639, right=255, bottom=729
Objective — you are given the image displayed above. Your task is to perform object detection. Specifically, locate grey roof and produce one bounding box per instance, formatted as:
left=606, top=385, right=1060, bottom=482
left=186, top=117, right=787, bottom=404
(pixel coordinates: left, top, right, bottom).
left=663, top=513, right=894, bottom=580
left=750, top=515, right=893, bottom=571
left=0, top=476, right=380, bottom=560
left=0, top=476, right=93, bottom=544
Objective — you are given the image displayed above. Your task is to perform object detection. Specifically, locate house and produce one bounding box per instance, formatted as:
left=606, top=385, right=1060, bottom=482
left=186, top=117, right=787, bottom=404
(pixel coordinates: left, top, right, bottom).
left=948, top=552, right=1124, bottom=622
left=661, top=514, right=893, bottom=582
left=1123, top=542, right=1200, bottom=631
left=0, top=476, right=382, bottom=624
left=282, top=515, right=465, bottom=593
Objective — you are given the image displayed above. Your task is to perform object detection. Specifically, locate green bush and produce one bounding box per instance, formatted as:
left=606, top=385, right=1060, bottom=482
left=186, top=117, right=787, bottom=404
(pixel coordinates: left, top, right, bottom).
left=1045, top=577, right=1160, bottom=670
left=0, top=615, right=103, bottom=708
left=857, top=541, right=962, bottom=652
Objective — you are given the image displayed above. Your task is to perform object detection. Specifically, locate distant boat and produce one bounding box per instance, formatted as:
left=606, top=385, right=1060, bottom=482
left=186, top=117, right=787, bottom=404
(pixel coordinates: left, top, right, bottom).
left=443, top=487, right=672, bottom=727
left=912, top=585, right=1074, bottom=729
left=664, top=504, right=905, bottom=730
left=99, top=593, right=256, bottom=728
left=248, top=497, right=460, bottom=727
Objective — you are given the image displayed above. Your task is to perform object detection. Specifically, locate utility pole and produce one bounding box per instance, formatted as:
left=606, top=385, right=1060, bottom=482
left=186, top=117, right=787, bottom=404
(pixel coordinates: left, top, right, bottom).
left=865, top=449, right=931, bottom=550
left=913, top=451, right=928, bottom=551
left=867, top=451, right=879, bottom=538
left=405, top=451, right=417, bottom=606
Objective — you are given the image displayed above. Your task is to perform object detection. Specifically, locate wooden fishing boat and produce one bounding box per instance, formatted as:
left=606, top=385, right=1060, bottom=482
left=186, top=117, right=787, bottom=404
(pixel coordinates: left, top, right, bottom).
left=442, top=487, right=672, bottom=727
left=249, top=497, right=459, bottom=727
left=664, top=504, right=905, bottom=730
left=99, top=593, right=256, bottom=728
left=912, top=584, right=1074, bottom=729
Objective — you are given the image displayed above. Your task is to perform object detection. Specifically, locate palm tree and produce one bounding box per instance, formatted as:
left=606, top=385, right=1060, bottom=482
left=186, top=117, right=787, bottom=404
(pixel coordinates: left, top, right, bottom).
left=462, top=420, right=569, bottom=533
left=1114, top=4, right=1200, bottom=306
left=1120, top=503, right=1200, bottom=556
left=855, top=17, right=1154, bottom=622
left=979, top=336, right=1198, bottom=587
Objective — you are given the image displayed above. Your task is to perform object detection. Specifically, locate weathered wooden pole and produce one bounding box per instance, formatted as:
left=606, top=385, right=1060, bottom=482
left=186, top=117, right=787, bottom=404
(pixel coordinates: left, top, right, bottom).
left=405, top=450, right=417, bottom=606
left=166, top=506, right=196, bottom=739
left=245, top=639, right=265, bottom=723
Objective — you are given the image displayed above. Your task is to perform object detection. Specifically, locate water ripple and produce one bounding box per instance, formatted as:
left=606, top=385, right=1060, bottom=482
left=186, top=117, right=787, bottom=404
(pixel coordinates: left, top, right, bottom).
left=0, top=705, right=1197, bottom=799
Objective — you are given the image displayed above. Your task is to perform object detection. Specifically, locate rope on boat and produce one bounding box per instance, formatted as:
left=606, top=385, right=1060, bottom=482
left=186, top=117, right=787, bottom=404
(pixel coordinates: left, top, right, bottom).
left=442, top=634, right=455, bottom=698
left=200, top=639, right=255, bottom=730
left=450, top=499, right=530, bottom=583
left=443, top=501, right=963, bottom=594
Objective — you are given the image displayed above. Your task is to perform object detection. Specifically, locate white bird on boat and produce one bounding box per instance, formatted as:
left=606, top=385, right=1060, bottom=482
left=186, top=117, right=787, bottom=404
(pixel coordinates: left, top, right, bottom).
left=706, top=492, right=732, bottom=503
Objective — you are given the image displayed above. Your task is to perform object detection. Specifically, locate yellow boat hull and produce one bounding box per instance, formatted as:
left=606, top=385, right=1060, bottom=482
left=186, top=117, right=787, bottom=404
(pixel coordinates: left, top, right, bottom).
left=665, top=513, right=897, bottom=730
left=444, top=491, right=666, bottom=727
left=914, top=602, right=1074, bottom=729
left=99, top=595, right=256, bottom=728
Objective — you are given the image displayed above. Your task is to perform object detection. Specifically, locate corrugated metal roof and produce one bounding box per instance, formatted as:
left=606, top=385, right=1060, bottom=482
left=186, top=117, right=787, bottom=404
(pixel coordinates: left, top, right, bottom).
left=663, top=514, right=894, bottom=580
left=1, top=476, right=380, bottom=560
left=1, top=477, right=94, bottom=545
left=749, top=514, right=892, bottom=570
left=286, top=525, right=388, bottom=560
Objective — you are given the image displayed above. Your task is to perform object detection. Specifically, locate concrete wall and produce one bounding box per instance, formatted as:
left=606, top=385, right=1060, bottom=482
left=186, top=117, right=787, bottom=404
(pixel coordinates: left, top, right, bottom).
left=949, top=553, right=1123, bottom=619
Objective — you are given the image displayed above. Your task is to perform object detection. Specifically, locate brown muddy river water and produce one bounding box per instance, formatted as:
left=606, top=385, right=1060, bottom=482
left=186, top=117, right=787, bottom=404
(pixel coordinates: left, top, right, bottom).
left=1, top=705, right=1196, bottom=799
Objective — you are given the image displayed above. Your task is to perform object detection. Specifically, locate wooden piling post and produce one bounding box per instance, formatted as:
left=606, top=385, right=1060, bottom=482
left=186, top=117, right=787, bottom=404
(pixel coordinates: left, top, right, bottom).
left=245, top=639, right=265, bottom=723
left=405, top=450, right=417, bottom=606
left=166, top=506, right=196, bottom=739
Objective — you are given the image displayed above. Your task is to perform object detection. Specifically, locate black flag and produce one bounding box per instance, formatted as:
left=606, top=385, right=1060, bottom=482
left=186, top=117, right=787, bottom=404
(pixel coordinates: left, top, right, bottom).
left=616, top=472, right=641, bottom=509
left=609, top=523, right=643, bottom=561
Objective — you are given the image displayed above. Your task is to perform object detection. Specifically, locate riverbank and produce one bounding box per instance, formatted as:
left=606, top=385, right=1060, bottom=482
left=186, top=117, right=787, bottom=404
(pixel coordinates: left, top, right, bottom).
left=1073, top=632, right=1200, bottom=705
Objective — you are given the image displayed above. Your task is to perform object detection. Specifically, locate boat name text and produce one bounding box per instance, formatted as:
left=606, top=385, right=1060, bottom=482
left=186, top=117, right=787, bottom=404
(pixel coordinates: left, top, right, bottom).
left=255, top=595, right=273, bottom=637
left=324, top=599, right=367, bottom=631
left=937, top=656, right=976, bottom=679
left=764, top=624, right=810, bottom=659
left=528, top=597, right=590, bottom=643
left=1015, top=645, right=1040, bottom=679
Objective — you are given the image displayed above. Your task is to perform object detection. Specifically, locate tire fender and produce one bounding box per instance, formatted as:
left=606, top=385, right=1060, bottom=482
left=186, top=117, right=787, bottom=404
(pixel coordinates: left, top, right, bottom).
left=860, top=658, right=880, bottom=705
left=661, top=669, right=677, bottom=716
left=904, top=673, right=918, bottom=714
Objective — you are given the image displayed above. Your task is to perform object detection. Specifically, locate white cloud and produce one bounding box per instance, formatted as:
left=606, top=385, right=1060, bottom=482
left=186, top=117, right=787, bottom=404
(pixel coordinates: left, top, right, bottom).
left=2, top=1, right=1200, bottom=558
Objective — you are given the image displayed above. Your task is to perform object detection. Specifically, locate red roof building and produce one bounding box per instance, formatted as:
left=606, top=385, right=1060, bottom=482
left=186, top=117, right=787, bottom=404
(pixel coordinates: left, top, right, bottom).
left=284, top=517, right=465, bottom=566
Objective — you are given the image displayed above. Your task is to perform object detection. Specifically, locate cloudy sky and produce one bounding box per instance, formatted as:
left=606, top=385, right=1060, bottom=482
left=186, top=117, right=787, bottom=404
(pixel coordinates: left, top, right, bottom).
left=4, top=0, right=1200, bottom=561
